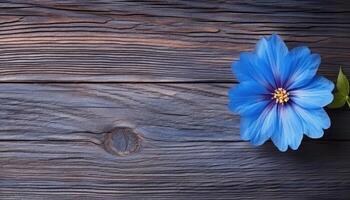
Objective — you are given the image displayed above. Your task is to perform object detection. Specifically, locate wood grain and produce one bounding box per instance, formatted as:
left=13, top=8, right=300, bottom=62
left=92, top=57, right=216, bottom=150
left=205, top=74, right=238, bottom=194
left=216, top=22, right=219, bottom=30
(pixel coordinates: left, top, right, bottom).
left=0, top=1, right=349, bottom=82
left=0, top=83, right=348, bottom=142
left=1, top=140, right=350, bottom=199
left=1, top=1, right=350, bottom=199
left=0, top=83, right=349, bottom=199
left=0, top=83, right=238, bottom=141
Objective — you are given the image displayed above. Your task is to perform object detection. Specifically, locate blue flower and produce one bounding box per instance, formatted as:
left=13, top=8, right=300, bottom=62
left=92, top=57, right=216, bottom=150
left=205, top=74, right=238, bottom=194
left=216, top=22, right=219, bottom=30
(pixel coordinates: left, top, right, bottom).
left=228, top=34, right=334, bottom=152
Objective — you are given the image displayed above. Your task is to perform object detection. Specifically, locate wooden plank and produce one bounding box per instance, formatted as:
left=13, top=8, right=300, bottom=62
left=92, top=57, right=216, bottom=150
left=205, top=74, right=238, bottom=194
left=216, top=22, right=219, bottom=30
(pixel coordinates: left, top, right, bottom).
left=1, top=84, right=350, bottom=198
left=0, top=137, right=350, bottom=199
left=0, top=83, right=237, bottom=141
left=0, top=83, right=348, bottom=141
left=0, top=1, right=349, bottom=82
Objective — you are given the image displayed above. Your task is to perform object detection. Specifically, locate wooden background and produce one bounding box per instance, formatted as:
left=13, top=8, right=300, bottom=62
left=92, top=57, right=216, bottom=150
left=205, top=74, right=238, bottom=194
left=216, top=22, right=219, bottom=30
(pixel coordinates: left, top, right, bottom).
left=1, top=1, right=350, bottom=199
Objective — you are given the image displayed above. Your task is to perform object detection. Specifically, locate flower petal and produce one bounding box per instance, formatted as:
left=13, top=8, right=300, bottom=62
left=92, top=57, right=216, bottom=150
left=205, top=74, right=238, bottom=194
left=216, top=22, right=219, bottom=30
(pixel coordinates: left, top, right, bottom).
left=271, top=105, right=303, bottom=151
left=294, top=105, right=330, bottom=139
left=291, top=76, right=334, bottom=109
left=232, top=52, right=276, bottom=90
left=285, top=46, right=321, bottom=89
left=240, top=103, right=278, bottom=145
left=228, top=81, right=270, bottom=116
left=256, top=34, right=289, bottom=86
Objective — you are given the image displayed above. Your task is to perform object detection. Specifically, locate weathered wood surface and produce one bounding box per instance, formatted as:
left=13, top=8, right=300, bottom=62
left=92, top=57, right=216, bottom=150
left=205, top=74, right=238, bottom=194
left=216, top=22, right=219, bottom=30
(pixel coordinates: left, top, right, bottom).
left=0, top=83, right=349, bottom=141
left=0, top=1, right=349, bottom=82
left=1, top=141, right=350, bottom=199
left=1, top=1, right=350, bottom=199
left=0, top=84, right=238, bottom=141
left=0, top=84, right=350, bottom=199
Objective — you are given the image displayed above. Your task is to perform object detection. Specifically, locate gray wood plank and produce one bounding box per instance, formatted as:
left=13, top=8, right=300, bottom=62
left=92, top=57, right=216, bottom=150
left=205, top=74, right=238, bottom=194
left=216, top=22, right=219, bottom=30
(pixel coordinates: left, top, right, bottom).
left=0, top=83, right=237, bottom=141
left=0, top=137, right=349, bottom=199
left=0, top=83, right=348, bottom=142
left=0, top=83, right=349, bottom=199
left=0, top=1, right=349, bottom=82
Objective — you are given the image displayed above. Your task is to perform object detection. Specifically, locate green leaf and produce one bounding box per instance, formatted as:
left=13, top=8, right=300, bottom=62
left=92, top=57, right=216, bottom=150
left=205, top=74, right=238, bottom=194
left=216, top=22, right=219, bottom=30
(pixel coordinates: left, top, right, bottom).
left=336, top=67, right=349, bottom=96
left=328, top=92, right=347, bottom=109
left=347, top=98, right=350, bottom=108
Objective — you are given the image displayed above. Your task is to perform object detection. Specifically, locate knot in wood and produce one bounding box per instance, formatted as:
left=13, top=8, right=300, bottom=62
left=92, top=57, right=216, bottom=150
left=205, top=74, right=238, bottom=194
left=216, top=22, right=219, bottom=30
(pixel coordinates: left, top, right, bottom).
left=103, top=127, right=141, bottom=156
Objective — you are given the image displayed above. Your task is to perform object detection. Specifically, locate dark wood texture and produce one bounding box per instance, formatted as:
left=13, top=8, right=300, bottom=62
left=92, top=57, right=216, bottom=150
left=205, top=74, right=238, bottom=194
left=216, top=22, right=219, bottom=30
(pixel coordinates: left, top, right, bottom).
left=0, top=1, right=349, bottom=82
left=1, top=1, right=350, bottom=199
left=1, top=84, right=350, bottom=199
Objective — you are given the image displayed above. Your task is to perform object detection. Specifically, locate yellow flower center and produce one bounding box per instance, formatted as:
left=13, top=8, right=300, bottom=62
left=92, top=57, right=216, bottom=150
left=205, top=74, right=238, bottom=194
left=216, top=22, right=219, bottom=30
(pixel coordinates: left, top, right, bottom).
left=272, top=88, right=289, bottom=104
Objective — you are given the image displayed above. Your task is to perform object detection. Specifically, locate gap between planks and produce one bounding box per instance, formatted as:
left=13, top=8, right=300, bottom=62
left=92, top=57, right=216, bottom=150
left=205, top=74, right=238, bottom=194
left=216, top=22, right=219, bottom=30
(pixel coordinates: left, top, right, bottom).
left=0, top=80, right=237, bottom=84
